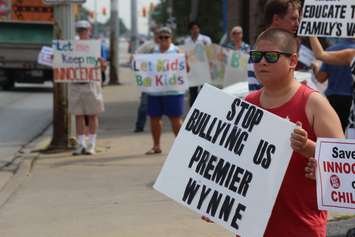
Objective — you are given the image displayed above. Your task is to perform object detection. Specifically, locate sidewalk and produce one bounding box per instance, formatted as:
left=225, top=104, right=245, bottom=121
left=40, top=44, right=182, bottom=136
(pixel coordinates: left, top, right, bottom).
left=0, top=67, right=231, bottom=237
left=0, top=67, right=353, bottom=237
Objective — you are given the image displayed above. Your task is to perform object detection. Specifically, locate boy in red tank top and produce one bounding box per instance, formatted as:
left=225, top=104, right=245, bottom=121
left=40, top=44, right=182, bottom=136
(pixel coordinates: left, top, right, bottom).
left=245, top=28, right=344, bottom=237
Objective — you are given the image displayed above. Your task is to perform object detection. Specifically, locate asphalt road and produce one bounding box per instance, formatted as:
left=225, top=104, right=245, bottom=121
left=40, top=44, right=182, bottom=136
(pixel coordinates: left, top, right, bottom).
left=0, top=83, right=52, bottom=189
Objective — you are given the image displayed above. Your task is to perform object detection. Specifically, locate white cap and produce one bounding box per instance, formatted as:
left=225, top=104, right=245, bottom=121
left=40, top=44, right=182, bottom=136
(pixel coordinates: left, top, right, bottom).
left=75, top=20, right=91, bottom=29
left=231, top=26, right=243, bottom=33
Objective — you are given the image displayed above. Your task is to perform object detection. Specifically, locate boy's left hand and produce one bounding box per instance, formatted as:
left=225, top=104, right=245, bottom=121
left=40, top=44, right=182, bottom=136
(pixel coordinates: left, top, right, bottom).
left=305, top=157, right=317, bottom=180
left=291, top=121, right=308, bottom=153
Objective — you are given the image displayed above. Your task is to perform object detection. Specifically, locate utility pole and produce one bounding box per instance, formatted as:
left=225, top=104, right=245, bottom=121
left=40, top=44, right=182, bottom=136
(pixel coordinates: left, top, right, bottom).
left=130, top=0, right=138, bottom=53
left=49, top=2, right=75, bottom=150
left=109, top=0, right=120, bottom=84
left=190, top=0, right=199, bottom=22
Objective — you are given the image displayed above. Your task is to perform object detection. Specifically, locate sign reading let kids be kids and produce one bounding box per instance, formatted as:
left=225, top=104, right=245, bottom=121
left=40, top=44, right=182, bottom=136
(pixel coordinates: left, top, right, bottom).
left=132, top=53, right=188, bottom=93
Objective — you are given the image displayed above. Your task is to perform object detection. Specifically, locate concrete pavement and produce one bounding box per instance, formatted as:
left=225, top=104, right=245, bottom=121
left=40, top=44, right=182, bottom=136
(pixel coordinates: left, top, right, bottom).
left=0, top=67, right=353, bottom=237
left=0, top=67, right=231, bottom=237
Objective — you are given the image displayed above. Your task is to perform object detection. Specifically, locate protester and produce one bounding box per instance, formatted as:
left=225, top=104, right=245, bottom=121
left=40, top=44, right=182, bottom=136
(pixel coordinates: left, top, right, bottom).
left=248, top=0, right=301, bottom=91
left=133, top=29, right=160, bottom=133
left=184, top=21, right=212, bottom=106
left=309, top=37, right=355, bottom=138
left=70, top=20, right=106, bottom=155
left=145, top=26, right=187, bottom=155
left=311, top=39, right=355, bottom=131
left=202, top=29, right=344, bottom=237
left=224, top=26, right=250, bottom=53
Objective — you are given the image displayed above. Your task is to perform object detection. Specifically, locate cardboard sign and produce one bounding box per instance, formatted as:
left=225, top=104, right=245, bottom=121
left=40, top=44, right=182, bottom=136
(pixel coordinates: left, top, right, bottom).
left=53, top=40, right=101, bottom=83
left=37, top=46, right=53, bottom=67
left=154, top=84, right=296, bottom=236
left=223, top=49, right=249, bottom=87
left=132, top=53, right=188, bottom=93
left=205, top=44, right=226, bottom=87
left=315, top=138, right=355, bottom=213
left=298, top=44, right=315, bottom=67
left=183, top=42, right=212, bottom=87
left=298, top=0, right=355, bottom=38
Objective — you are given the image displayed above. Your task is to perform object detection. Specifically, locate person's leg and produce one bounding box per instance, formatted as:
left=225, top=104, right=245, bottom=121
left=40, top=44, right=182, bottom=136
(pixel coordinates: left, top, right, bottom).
left=150, top=116, right=162, bottom=152
left=73, top=115, right=86, bottom=155
left=146, top=95, right=163, bottom=154
left=86, top=114, right=98, bottom=154
left=135, top=92, right=148, bottom=132
left=327, top=95, right=352, bottom=132
left=169, top=116, right=182, bottom=136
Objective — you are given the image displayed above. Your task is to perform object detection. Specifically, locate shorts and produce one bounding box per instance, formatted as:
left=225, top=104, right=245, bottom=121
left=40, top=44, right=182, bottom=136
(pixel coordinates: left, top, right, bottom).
left=68, top=82, right=105, bottom=115
left=147, top=94, right=184, bottom=117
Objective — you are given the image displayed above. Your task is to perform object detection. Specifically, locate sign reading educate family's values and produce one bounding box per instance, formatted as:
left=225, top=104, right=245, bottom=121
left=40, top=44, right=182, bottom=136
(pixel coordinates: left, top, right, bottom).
left=298, top=0, right=355, bottom=38
left=132, top=53, right=188, bottom=93
left=315, top=138, right=355, bottom=213
left=53, top=40, right=101, bottom=83
left=154, top=84, right=297, bottom=237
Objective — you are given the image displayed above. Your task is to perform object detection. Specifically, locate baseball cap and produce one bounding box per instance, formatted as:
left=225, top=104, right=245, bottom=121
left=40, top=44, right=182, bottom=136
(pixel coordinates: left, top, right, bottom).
left=157, top=26, right=172, bottom=35
left=75, top=20, right=91, bottom=29
left=231, top=26, right=243, bottom=33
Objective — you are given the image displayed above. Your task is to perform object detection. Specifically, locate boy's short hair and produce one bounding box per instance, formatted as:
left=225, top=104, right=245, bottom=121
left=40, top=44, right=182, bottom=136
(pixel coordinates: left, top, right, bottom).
left=264, top=0, right=301, bottom=25
left=256, top=28, right=298, bottom=53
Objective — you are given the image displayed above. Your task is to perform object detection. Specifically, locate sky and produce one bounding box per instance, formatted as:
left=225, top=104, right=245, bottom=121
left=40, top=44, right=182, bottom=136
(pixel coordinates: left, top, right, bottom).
left=83, top=0, right=159, bottom=35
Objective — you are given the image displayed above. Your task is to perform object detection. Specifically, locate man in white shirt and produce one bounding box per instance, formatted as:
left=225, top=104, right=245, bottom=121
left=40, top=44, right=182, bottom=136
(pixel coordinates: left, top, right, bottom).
left=184, top=21, right=212, bottom=106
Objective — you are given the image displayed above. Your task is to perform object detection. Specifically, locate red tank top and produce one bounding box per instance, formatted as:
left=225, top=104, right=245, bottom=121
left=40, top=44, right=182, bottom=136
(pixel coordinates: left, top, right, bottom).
left=245, top=84, right=327, bottom=237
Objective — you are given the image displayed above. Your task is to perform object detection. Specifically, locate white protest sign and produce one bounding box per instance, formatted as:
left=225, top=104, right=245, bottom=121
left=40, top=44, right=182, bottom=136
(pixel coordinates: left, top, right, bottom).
left=315, top=138, right=355, bottom=213
left=37, top=46, right=53, bottom=67
left=154, top=84, right=296, bottom=236
left=132, top=53, right=188, bottom=93
left=205, top=44, right=226, bottom=87
left=298, top=0, right=355, bottom=38
left=183, top=42, right=212, bottom=87
left=223, top=49, right=249, bottom=87
left=53, top=40, right=101, bottom=83
left=298, top=45, right=315, bottom=67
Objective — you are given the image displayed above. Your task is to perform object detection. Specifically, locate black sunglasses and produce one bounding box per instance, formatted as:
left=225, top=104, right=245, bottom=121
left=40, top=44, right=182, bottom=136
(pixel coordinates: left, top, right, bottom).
left=159, top=35, right=171, bottom=40
left=249, top=50, right=292, bottom=64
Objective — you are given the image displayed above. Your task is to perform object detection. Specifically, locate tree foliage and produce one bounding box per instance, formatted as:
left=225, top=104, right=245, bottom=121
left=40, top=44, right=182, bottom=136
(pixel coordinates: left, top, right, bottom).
left=152, top=0, right=223, bottom=43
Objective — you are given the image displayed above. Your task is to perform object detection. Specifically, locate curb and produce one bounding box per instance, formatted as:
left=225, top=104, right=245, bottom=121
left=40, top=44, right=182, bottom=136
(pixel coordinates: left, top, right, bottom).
left=0, top=124, right=52, bottom=208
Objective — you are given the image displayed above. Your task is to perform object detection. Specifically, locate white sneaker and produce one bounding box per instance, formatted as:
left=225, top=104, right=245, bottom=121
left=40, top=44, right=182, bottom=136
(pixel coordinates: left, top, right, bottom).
left=72, top=145, right=86, bottom=156
left=85, top=143, right=96, bottom=155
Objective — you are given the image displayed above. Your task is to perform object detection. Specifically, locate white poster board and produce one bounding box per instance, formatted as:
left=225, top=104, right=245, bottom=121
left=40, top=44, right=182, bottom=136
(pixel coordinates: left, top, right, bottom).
left=132, top=53, right=188, bottom=93
left=298, top=45, right=315, bottom=67
left=223, top=49, right=249, bottom=87
left=154, top=84, right=296, bottom=237
left=53, top=40, right=101, bottom=83
left=315, top=138, right=355, bottom=213
left=37, top=46, right=53, bottom=67
left=183, top=43, right=212, bottom=87
left=298, top=0, right=355, bottom=38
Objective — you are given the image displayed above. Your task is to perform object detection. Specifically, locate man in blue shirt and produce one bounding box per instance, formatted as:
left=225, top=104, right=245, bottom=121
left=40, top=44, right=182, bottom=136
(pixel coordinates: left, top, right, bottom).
left=313, top=39, right=355, bottom=131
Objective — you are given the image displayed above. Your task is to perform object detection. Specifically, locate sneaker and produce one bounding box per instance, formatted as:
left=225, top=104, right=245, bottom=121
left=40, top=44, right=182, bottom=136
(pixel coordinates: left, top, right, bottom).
left=134, top=128, right=144, bottom=133
left=85, top=143, right=96, bottom=155
left=72, top=145, right=86, bottom=156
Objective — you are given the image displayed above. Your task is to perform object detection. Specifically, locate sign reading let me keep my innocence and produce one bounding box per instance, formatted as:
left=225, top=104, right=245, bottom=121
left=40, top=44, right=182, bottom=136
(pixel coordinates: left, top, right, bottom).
left=298, top=0, right=355, bottom=38
left=53, top=40, right=102, bottom=83
left=154, top=84, right=297, bottom=237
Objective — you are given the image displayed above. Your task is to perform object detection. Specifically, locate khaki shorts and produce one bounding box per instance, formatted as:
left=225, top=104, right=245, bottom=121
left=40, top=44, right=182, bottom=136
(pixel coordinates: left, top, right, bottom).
left=68, top=82, right=104, bottom=115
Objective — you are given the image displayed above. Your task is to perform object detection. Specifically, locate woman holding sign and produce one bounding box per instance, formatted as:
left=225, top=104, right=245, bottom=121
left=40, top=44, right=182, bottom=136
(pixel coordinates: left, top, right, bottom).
left=309, top=37, right=355, bottom=138
left=145, top=27, right=188, bottom=155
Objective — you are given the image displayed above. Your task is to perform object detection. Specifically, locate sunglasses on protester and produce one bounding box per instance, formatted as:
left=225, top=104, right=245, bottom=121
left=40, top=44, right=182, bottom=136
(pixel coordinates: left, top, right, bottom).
left=249, top=50, right=292, bottom=64
left=159, top=35, right=171, bottom=40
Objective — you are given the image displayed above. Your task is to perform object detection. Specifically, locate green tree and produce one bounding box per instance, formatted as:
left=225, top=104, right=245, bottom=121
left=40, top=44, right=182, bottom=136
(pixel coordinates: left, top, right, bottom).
left=152, top=0, right=223, bottom=43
